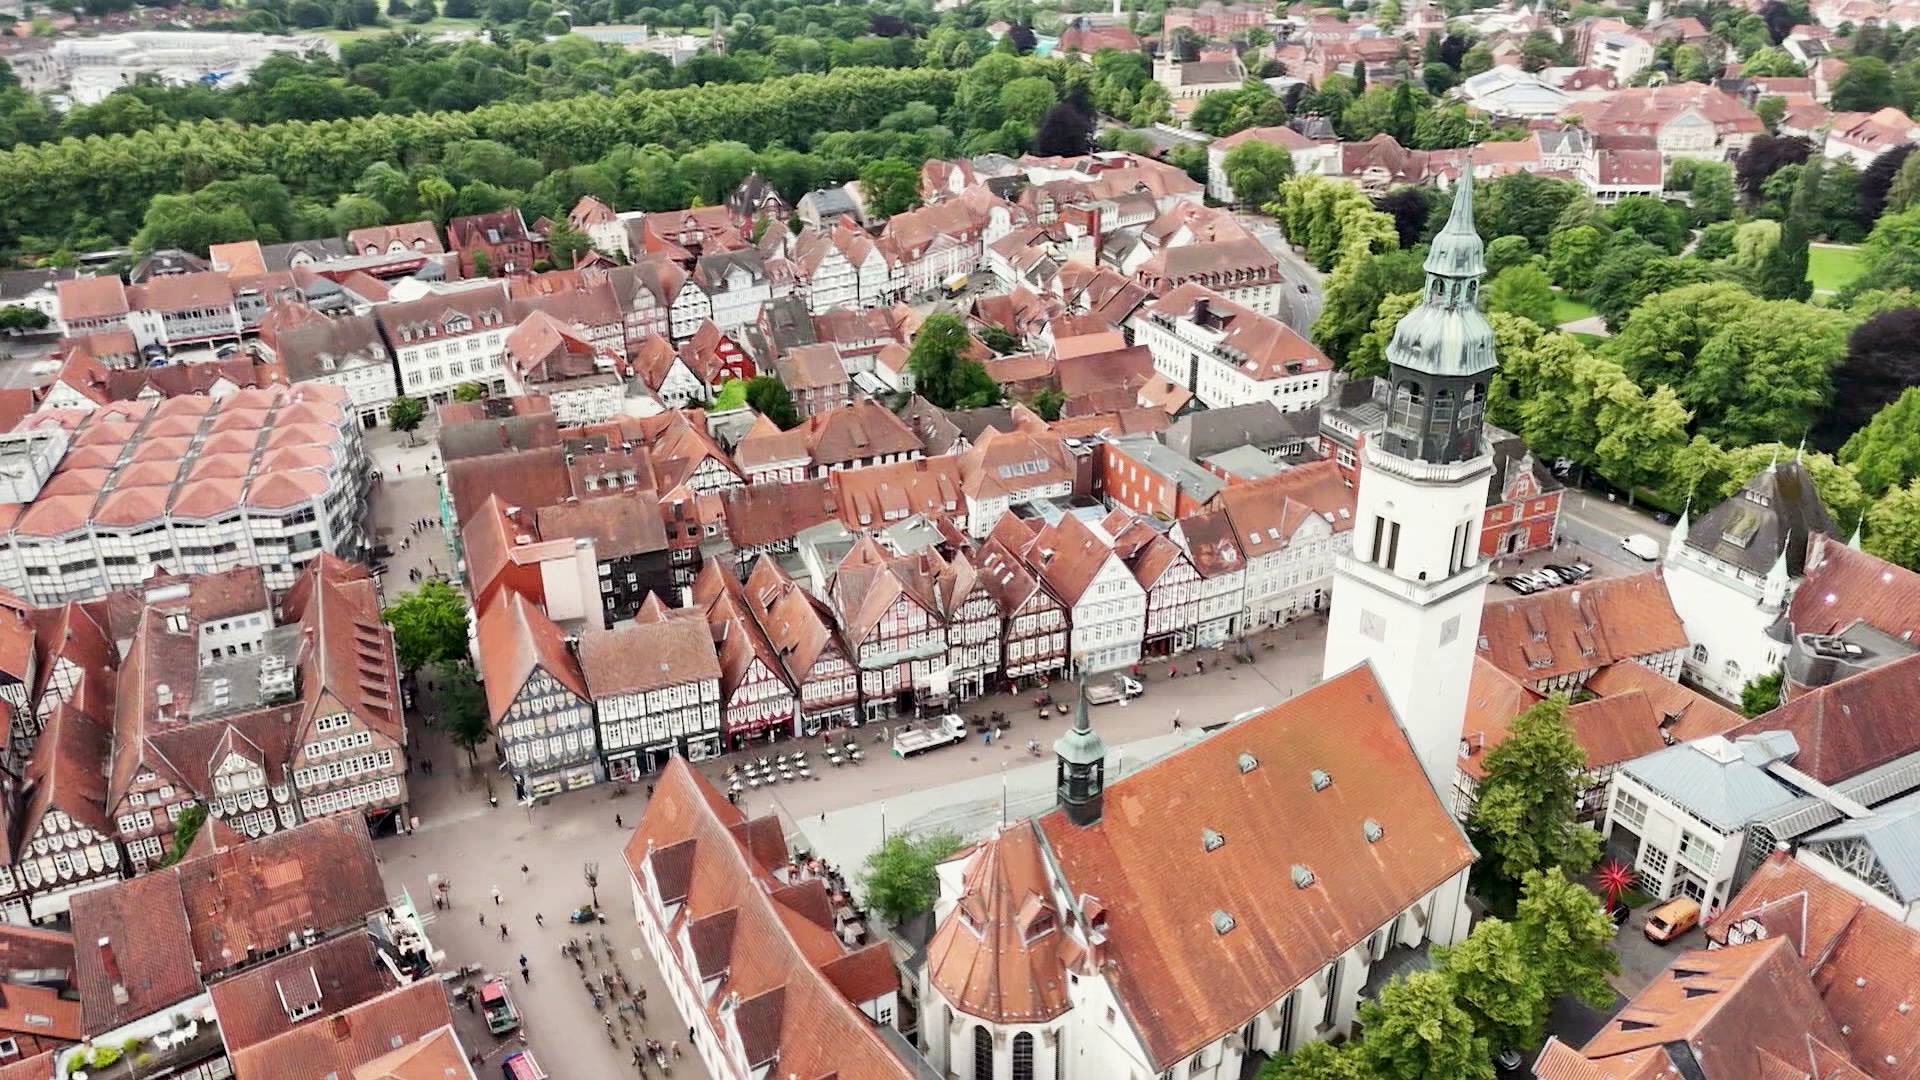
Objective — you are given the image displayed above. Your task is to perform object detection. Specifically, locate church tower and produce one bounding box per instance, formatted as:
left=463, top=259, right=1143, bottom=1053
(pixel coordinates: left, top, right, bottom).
left=1322, top=162, right=1498, bottom=801
left=1055, top=679, right=1107, bottom=827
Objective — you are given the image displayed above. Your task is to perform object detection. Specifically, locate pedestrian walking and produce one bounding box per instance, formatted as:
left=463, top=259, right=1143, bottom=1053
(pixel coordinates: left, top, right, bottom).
left=500, top=924, right=510, bottom=940
left=614, top=813, right=623, bottom=829
left=520, top=967, right=531, bottom=984
left=491, top=886, right=502, bottom=905
left=670, top=1040, right=681, bottom=1060
left=520, top=864, right=530, bottom=883
left=535, top=912, right=544, bottom=927
left=478, top=912, right=485, bottom=926
left=519, top=954, right=527, bottom=968
left=1172, top=711, right=1182, bottom=731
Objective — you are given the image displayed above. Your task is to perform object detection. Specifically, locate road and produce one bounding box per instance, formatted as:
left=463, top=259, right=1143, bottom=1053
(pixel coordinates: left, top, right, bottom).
left=1235, top=211, right=1326, bottom=336
left=1558, top=489, right=1674, bottom=563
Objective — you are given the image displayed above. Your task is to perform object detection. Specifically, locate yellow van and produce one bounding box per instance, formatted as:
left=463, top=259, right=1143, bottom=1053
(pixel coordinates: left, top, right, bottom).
left=1643, top=897, right=1701, bottom=943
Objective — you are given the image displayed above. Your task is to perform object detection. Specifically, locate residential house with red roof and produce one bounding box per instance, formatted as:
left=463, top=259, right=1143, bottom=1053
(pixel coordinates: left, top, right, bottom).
left=567, top=195, right=628, bottom=260
left=123, top=271, right=241, bottom=350
left=1207, top=459, right=1353, bottom=629
left=1172, top=507, right=1247, bottom=647
left=773, top=218, right=905, bottom=314
left=1825, top=105, right=1920, bottom=166
left=625, top=759, right=914, bottom=1080
left=923, top=665, right=1474, bottom=1080
left=53, top=277, right=130, bottom=339
left=692, top=249, right=779, bottom=337
left=508, top=269, right=628, bottom=360
left=974, top=537, right=1069, bottom=689
left=829, top=537, right=952, bottom=723
left=1004, top=510, right=1146, bottom=674
left=955, top=423, right=1076, bottom=538
left=743, top=558, right=860, bottom=733
left=373, top=281, right=514, bottom=404
left=501, top=311, right=623, bottom=426
left=936, top=549, right=1000, bottom=702
left=474, top=588, right=598, bottom=798
left=578, top=595, right=722, bottom=778
left=1475, top=570, right=1690, bottom=694
left=446, top=208, right=544, bottom=277
left=692, top=560, right=798, bottom=750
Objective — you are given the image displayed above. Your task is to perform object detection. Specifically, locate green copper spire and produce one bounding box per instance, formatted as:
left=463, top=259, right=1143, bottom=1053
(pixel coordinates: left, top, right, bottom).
left=1055, top=675, right=1106, bottom=766
left=1424, top=155, right=1485, bottom=279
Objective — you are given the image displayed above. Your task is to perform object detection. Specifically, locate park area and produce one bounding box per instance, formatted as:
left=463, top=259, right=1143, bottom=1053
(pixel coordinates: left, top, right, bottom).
left=1809, top=244, right=1865, bottom=294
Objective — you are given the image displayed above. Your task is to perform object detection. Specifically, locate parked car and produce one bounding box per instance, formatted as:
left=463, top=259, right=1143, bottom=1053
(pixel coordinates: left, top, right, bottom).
left=1494, top=1048, right=1526, bottom=1074
left=1548, top=561, right=1594, bottom=582
left=1531, top=568, right=1568, bottom=588
left=1621, top=534, right=1661, bottom=561
left=1501, top=576, right=1538, bottom=595
left=1643, top=897, right=1701, bottom=943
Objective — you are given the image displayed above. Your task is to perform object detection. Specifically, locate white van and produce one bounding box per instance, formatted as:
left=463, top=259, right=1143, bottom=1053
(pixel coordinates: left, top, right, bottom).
left=1621, top=533, right=1661, bottom=561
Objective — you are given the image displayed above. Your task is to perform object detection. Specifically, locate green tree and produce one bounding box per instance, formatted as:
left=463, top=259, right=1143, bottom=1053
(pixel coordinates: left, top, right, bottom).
left=1313, top=249, right=1423, bottom=366
left=1467, top=697, right=1602, bottom=904
left=381, top=579, right=470, bottom=674
left=859, top=830, right=964, bottom=923
left=544, top=220, right=593, bottom=268
left=1482, top=235, right=1534, bottom=277
left=1486, top=264, right=1556, bottom=327
left=1866, top=479, right=1920, bottom=569
left=1547, top=224, right=1604, bottom=292
left=1357, top=970, right=1494, bottom=1080
left=1434, top=918, right=1548, bottom=1053
left=1831, top=54, right=1896, bottom=111
left=1222, top=140, right=1294, bottom=209
left=1595, top=382, right=1692, bottom=503
left=439, top=662, right=491, bottom=767
left=908, top=313, right=999, bottom=408
left=1029, top=386, right=1065, bottom=421
left=157, top=803, right=208, bottom=867
left=1348, top=290, right=1420, bottom=380
left=998, top=75, right=1057, bottom=126
left=977, top=325, right=1021, bottom=354
left=470, top=248, right=494, bottom=278
left=1687, top=161, right=1736, bottom=224
left=709, top=378, right=748, bottom=411
left=1479, top=172, right=1583, bottom=249
left=1256, top=1042, right=1374, bottom=1080
left=451, top=382, right=487, bottom=403
left=1513, top=868, right=1620, bottom=1009
left=745, top=375, right=800, bottom=429
left=0, top=306, right=50, bottom=332
left=1842, top=386, right=1920, bottom=496
left=1741, top=669, right=1783, bottom=716
left=387, top=395, right=426, bottom=444
left=1606, top=195, right=1685, bottom=253
left=1758, top=155, right=1817, bottom=300
left=859, top=158, right=922, bottom=219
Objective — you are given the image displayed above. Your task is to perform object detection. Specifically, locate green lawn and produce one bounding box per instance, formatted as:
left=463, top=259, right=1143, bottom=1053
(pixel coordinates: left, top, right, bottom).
left=1550, top=290, right=1598, bottom=326
left=1808, top=244, right=1865, bottom=294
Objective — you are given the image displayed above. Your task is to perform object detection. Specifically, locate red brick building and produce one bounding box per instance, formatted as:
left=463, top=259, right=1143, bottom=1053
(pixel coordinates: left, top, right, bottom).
left=446, top=208, right=546, bottom=277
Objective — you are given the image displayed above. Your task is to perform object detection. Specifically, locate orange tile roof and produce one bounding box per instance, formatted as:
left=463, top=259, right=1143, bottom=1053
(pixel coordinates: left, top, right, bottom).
left=350, top=1026, right=476, bottom=1080
left=229, top=980, right=456, bottom=1080
left=1571, top=938, right=1851, bottom=1078
left=622, top=760, right=912, bottom=1079
left=1584, top=661, right=1742, bottom=742
left=207, top=934, right=399, bottom=1052
left=1037, top=664, right=1474, bottom=1069
left=926, top=826, right=1072, bottom=1024
left=1726, top=651, right=1920, bottom=784
left=1476, top=571, right=1687, bottom=684
left=1792, top=533, right=1920, bottom=641
left=475, top=589, right=591, bottom=724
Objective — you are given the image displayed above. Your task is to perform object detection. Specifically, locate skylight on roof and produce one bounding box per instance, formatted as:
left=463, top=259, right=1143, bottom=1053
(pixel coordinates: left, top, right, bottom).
left=1212, top=910, right=1236, bottom=934
left=1237, top=752, right=1258, bottom=773
left=1203, top=828, right=1225, bottom=852
left=1291, top=865, right=1314, bottom=889
left=1310, top=768, right=1332, bottom=791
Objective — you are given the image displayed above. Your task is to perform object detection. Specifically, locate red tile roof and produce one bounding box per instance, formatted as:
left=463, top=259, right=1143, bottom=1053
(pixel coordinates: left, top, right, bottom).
left=622, top=760, right=912, bottom=1079
left=207, top=933, right=398, bottom=1052
left=179, top=816, right=388, bottom=978
left=70, top=871, right=198, bottom=1036
left=1792, top=533, right=1920, bottom=641
left=474, top=589, right=591, bottom=724
left=1037, top=665, right=1474, bottom=1069
left=1726, top=651, right=1920, bottom=784
left=577, top=606, right=719, bottom=697
left=1476, top=571, right=1687, bottom=684
left=228, top=979, right=456, bottom=1080
left=926, top=825, right=1072, bottom=1024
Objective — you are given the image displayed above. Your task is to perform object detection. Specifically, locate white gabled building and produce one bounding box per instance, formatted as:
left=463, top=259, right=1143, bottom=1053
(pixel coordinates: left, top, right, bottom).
left=372, top=281, right=513, bottom=404
left=1662, top=459, right=1836, bottom=701
left=579, top=595, right=724, bottom=779
left=1130, top=284, right=1332, bottom=412
left=1212, top=460, right=1354, bottom=631
left=1018, top=511, right=1146, bottom=675
left=1174, top=508, right=1249, bottom=648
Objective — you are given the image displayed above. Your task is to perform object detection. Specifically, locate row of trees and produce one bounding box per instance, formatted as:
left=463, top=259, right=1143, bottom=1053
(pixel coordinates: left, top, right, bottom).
left=0, top=57, right=1081, bottom=255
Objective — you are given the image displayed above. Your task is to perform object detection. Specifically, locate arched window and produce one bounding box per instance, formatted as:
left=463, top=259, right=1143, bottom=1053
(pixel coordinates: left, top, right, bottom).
left=1724, top=660, right=1743, bottom=684
left=974, top=1025, right=995, bottom=1080
left=1466, top=280, right=1479, bottom=304
left=1429, top=389, right=1454, bottom=434
left=1013, top=1032, right=1035, bottom=1080
left=1430, top=278, right=1445, bottom=302
left=1692, top=644, right=1709, bottom=664
left=1391, top=381, right=1423, bottom=431
left=1462, top=382, right=1485, bottom=423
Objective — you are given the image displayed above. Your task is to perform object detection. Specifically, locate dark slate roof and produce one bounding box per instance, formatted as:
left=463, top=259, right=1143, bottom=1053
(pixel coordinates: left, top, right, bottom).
left=261, top=238, right=350, bottom=271
left=1687, top=459, right=1836, bottom=577
left=1486, top=426, right=1564, bottom=508
left=1161, top=401, right=1319, bottom=461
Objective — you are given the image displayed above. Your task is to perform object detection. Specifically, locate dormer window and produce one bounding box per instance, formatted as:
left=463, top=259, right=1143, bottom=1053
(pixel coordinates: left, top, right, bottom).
left=1310, top=768, right=1332, bottom=791
left=1292, top=865, right=1315, bottom=889
left=1202, top=828, right=1225, bottom=852
left=1212, top=910, right=1236, bottom=935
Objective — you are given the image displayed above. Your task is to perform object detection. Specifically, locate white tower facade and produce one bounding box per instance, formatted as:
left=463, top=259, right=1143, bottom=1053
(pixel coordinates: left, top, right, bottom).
left=1323, top=164, right=1498, bottom=801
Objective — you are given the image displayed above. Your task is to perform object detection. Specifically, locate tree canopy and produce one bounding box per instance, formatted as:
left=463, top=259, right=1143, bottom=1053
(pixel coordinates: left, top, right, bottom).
left=382, top=579, right=470, bottom=673
left=907, top=312, right=998, bottom=409
left=858, top=830, right=964, bottom=923
left=1467, top=696, right=1602, bottom=907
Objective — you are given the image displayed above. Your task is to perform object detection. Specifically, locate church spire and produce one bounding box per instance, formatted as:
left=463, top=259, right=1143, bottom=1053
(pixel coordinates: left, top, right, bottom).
left=1380, top=148, right=1496, bottom=465
left=1055, top=675, right=1108, bottom=827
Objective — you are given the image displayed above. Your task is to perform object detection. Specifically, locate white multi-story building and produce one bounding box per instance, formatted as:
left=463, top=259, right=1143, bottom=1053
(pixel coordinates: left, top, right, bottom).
left=1130, top=284, right=1332, bottom=412
left=1175, top=508, right=1248, bottom=648
left=0, top=385, right=368, bottom=602
left=1023, top=511, right=1146, bottom=675
left=956, top=426, right=1077, bottom=539
left=1663, top=459, right=1835, bottom=701
left=692, top=250, right=776, bottom=336
left=1214, top=460, right=1353, bottom=630
left=580, top=599, right=723, bottom=778
left=373, top=281, right=513, bottom=404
